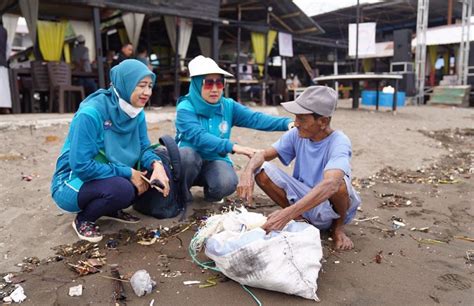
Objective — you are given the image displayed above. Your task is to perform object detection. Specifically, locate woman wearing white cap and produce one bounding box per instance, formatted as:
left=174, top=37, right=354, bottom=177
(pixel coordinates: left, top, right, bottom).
left=176, top=55, right=293, bottom=204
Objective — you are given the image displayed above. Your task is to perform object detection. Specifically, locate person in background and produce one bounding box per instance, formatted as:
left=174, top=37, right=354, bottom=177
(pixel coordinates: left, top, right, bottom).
left=72, top=35, right=97, bottom=96
left=175, top=55, right=294, bottom=205
left=112, top=43, right=133, bottom=67
left=51, top=60, right=169, bottom=242
left=136, top=45, right=153, bottom=71
left=0, top=18, right=12, bottom=113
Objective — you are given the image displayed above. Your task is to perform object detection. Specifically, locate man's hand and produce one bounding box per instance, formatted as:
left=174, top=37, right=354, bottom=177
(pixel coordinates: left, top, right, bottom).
left=131, top=169, right=149, bottom=195
left=237, top=170, right=256, bottom=205
left=232, top=144, right=257, bottom=158
left=237, top=150, right=266, bottom=205
left=150, top=161, right=170, bottom=197
left=261, top=207, right=295, bottom=232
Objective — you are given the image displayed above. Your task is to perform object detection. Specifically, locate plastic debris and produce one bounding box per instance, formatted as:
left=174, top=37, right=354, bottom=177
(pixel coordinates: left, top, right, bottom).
left=68, top=284, right=83, bottom=297
left=183, top=281, right=201, bottom=285
left=3, top=274, right=13, bottom=283
left=374, top=251, right=383, bottom=264
left=5, top=285, right=26, bottom=303
left=466, top=250, right=474, bottom=263
left=111, top=265, right=126, bottom=301
left=130, top=270, right=156, bottom=297
left=410, top=227, right=429, bottom=233
left=199, top=276, right=218, bottom=288
left=21, top=175, right=33, bottom=182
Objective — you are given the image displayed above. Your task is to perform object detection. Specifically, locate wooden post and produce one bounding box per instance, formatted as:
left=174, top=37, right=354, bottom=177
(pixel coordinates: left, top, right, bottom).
left=236, top=5, right=241, bottom=101
left=173, top=17, right=181, bottom=105
left=93, top=7, right=105, bottom=88
left=212, top=22, right=219, bottom=60
left=262, top=7, right=271, bottom=106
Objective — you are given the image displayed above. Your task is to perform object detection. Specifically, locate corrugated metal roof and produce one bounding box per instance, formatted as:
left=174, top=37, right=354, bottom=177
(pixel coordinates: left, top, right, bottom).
left=1, top=0, right=221, bottom=22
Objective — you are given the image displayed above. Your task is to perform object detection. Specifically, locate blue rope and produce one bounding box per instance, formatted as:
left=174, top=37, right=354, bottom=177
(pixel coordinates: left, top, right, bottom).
left=241, top=284, right=263, bottom=306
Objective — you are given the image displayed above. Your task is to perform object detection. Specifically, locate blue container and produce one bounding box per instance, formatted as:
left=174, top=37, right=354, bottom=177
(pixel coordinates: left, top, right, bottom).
left=361, top=90, right=406, bottom=107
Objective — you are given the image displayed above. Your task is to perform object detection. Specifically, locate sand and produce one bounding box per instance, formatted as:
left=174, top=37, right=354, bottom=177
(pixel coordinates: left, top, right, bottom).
left=0, top=101, right=473, bottom=305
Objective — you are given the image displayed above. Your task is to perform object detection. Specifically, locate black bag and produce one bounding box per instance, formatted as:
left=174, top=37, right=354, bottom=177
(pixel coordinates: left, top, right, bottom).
left=133, top=135, right=186, bottom=219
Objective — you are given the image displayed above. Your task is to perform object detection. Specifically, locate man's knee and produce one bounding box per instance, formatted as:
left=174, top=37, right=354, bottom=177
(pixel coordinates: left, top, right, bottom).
left=329, top=180, right=350, bottom=209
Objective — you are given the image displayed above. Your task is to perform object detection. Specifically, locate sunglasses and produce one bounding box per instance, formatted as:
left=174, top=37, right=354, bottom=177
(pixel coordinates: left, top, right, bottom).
left=202, top=77, right=225, bottom=90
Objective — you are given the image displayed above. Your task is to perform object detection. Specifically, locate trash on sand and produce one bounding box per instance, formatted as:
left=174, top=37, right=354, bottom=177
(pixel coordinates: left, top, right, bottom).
left=392, top=220, right=406, bottom=229
left=21, top=174, right=33, bottom=182
left=3, top=274, right=13, bottom=283
left=183, top=280, right=201, bottom=285
left=45, top=135, right=59, bottom=143
left=454, top=236, right=474, bottom=243
left=68, top=284, right=83, bottom=297
left=409, top=234, right=446, bottom=245
left=334, top=261, right=340, bottom=264
left=111, top=265, right=126, bottom=301
left=68, top=258, right=105, bottom=276
left=162, top=271, right=182, bottom=278
left=410, top=227, right=429, bottom=233
left=374, top=251, right=383, bottom=264
left=4, top=285, right=26, bottom=303
left=199, top=276, right=218, bottom=288
left=130, top=270, right=156, bottom=297
left=105, top=238, right=119, bottom=249
left=465, top=250, right=474, bottom=263
left=354, top=216, right=379, bottom=222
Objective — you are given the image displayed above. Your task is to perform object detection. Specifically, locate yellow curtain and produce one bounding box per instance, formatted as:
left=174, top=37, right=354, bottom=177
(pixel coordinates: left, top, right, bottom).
left=38, top=20, right=67, bottom=61
left=443, top=51, right=450, bottom=74
left=118, top=28, right=129, bottom=45
left=362, top=58, right=373, bottom=73
left=428, top=45, right=438, bottom=70
left=251, top=30, right=277, bottom=76
left=63, top=43, right=71, bottom=64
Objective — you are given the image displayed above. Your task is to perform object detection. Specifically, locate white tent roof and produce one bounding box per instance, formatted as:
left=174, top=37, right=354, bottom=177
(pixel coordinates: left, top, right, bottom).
left=358, top=21, right=474, bottom=59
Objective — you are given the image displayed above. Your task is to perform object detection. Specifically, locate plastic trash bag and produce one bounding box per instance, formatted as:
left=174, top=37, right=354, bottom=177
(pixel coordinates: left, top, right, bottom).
left=200, top=208, right=323, bottom=301
left=130, top=270, right=156, bottom=297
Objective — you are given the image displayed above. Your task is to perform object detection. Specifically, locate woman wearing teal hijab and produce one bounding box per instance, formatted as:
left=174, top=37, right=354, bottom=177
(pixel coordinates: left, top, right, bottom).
left=51, top=59, right=169, bottom=242
left=176, top=55, right=293, bottom=204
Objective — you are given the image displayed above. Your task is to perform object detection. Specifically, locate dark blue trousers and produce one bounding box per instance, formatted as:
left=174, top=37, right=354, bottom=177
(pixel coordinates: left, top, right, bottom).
left=77, top=177, right=135, bottom=222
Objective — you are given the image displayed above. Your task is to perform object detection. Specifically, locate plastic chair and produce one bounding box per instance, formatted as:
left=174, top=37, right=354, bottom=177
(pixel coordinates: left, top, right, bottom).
left=22, top=61, right=50, bottom=112
left=271, top=79, right=289, bottom=105
left=47, top=61, right=85, bottom=113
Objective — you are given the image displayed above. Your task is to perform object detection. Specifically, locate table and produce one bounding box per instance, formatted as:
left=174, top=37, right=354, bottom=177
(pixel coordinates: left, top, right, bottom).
left=314, top=73, right=403, bottom=111
left=9, top=67, right=98, bottom=113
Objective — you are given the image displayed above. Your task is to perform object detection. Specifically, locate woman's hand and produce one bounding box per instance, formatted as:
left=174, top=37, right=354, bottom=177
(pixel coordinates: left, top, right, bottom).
left=150, top=161, right=170, bottom=197
left=131, top=169, right=149, bottom=195
left=232, top=144, right=257, bottom=158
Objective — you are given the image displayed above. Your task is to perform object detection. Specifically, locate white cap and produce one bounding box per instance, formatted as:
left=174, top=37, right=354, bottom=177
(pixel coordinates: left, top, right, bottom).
left=76, top=35, right=85, bottom=43
left=188, top=55, right=234, bottom=78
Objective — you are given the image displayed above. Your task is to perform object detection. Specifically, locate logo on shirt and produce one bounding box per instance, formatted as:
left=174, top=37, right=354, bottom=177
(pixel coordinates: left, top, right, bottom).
left=219, top=120, right=229, bottom=135
left=103, top=120, right=112, bottom=129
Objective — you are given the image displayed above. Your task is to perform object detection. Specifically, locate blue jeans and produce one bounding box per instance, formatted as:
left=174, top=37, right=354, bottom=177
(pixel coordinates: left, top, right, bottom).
left=179, top=147, right=238, bottom=202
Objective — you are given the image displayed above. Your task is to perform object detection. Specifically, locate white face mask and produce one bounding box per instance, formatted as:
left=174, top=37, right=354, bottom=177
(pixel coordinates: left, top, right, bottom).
left=113, top=87, right=143, bottom=118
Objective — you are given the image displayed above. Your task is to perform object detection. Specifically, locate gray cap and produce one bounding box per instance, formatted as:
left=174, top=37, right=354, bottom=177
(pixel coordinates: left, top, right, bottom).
left=281, top=86, right=337, bottom=117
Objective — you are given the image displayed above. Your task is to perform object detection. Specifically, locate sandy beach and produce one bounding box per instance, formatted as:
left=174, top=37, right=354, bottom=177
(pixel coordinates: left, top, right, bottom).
left=0, top=101, right=473, bottom=305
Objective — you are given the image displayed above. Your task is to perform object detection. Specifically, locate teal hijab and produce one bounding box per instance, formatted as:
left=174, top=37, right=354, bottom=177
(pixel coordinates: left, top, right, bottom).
left=181, top=75, right=233, bottom=118
left=78, top=59, right=156, bottom=167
